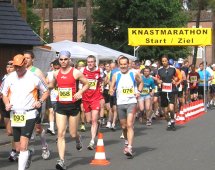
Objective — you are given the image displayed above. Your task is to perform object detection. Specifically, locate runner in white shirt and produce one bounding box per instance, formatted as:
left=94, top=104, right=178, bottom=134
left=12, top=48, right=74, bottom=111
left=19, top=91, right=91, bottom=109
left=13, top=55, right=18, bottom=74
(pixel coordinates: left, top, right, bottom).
left=46, top=59, right=60, bottom=135
left=1, top=54, right=49, bottom=170
left=110, top=56, right=143, bottom=158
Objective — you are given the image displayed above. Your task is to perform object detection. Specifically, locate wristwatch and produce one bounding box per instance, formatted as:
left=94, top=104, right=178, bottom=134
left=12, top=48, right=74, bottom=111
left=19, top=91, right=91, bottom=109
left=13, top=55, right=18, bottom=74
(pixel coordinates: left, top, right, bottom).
left=39, top=100, right=44, bottom=104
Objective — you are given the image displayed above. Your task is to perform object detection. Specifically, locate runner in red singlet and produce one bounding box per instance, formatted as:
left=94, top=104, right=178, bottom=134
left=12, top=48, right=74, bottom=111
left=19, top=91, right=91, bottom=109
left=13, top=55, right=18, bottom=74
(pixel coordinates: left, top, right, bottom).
left=49, top=51, right=89, bottom=170
left=82, top=55, right=104, bottom=150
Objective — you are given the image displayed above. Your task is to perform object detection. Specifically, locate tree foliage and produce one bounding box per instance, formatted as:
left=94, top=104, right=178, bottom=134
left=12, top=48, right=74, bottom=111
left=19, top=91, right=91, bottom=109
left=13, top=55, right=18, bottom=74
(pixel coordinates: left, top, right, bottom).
left=91, top=0, right=190, bottom=60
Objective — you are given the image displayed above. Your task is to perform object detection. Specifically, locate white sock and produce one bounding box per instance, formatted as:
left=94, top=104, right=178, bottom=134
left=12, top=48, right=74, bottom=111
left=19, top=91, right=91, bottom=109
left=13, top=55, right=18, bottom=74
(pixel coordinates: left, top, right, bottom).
left=40, top=129, right=47, bottom=148
left=90, top=139, right=94, bottom=144
left=18, top=150, right=29, bottom=170
left=49, top=122, right=54, bottom=131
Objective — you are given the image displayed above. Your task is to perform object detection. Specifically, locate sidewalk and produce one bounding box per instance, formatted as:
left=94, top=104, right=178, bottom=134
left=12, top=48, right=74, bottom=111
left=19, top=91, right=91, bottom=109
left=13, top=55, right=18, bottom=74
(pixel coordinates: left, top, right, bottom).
left=0, top=128, right=11, bottom=146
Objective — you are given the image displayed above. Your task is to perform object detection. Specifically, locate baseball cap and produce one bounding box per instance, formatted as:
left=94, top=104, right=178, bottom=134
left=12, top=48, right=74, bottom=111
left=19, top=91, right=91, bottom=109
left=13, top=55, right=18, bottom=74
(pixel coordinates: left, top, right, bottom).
left=175, top=62, right=182, bottom=69
left=13, top=54, right=25, bottom=66
left=145, top=60, right=151, bottom=66
left=169, top=59, right=174, bottom=65
left=211, top=64, right=215, bottom=67
left=152, top=63, right=157, bottom=68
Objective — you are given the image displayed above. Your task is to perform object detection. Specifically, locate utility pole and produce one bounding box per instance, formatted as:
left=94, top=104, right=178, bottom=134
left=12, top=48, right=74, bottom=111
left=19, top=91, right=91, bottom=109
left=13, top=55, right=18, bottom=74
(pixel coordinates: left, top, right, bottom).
left=192, top=0, right=202, bottom=66
left=86, top=0, right=92, bottom=43
left=73, top=0, right=78, bottom=42
left=212, top=10, right=215, bottom=64
left=48, top=0, right=53, bottom=42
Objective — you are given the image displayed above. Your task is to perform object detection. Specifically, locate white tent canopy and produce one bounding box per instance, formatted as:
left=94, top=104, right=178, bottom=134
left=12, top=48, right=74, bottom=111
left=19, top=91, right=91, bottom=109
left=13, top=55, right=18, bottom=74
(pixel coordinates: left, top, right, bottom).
left=46, top=40, right=136, bottom=61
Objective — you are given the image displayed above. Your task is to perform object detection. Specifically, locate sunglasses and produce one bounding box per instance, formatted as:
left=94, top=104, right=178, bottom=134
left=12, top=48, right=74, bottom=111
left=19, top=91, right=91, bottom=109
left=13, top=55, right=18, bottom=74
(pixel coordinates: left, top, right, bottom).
left=59, top=58, right=69, bottom=61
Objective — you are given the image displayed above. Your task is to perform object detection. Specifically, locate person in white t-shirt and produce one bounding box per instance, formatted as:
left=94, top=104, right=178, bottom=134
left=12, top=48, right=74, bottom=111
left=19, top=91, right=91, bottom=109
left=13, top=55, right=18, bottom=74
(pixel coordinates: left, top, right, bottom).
left=1, top=54, right=49, bottom=170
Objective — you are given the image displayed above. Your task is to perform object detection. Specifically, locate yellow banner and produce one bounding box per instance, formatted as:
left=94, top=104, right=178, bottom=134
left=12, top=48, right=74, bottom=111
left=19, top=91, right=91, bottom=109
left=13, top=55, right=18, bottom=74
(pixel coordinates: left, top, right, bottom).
left=128, top=28, right=212, bottom=46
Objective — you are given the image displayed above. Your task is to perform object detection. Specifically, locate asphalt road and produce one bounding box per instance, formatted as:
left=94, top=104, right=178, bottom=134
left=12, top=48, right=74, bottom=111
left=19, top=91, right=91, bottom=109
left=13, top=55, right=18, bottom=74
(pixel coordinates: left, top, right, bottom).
left=1, top=108, right=215, bottom=170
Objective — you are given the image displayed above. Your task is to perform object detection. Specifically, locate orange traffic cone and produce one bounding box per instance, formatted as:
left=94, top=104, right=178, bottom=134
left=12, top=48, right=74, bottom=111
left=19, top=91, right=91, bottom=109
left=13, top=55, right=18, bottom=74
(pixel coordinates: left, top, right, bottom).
left=90, top=133, right=110, bottom=166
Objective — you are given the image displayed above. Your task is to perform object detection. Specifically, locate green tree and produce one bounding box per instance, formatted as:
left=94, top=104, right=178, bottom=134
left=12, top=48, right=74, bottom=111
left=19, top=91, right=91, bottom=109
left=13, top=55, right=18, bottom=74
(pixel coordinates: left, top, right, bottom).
left=91, top=0, right=190, bottom=60
left=26, top=7, right=50, bottom=43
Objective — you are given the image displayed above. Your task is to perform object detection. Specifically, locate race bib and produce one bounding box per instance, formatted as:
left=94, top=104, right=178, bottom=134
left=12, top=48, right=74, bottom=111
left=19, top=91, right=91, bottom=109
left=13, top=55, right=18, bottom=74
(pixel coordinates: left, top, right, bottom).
left=58, top=88, right=72, bottom=101
left=199, top=79, right=204, bottom=83
left=190, top=76, right=197, bottom=83
left=154, top=86, right=158, bottom=93
left=141, top=88, right=150, bottom=95
left=122, top=87, right=134, bottom=95
left=11, top=112, right=26, bottom=127
left=88, top=79, right=97, bottom=90
left=162, top=83, right=172, bottom=92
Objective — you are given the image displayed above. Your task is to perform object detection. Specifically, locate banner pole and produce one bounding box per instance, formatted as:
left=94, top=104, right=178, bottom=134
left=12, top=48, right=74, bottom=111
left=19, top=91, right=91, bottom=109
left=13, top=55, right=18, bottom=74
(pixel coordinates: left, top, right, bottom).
left=203, top=46, right=207, bottom=112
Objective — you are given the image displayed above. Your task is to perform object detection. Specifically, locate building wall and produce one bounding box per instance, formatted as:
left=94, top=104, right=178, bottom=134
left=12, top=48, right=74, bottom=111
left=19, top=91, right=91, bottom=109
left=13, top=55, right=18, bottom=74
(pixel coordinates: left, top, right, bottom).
left=0, top=45, right=32, bottom=79
left=45, top=20, right=86, bottom=42
left=187, top=21, right=213, bottom=66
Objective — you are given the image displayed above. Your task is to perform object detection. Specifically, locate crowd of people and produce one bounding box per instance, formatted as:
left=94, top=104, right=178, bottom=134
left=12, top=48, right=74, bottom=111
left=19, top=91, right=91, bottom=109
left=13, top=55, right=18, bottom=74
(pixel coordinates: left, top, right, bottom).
left=0, top=50, right=215, bottom=170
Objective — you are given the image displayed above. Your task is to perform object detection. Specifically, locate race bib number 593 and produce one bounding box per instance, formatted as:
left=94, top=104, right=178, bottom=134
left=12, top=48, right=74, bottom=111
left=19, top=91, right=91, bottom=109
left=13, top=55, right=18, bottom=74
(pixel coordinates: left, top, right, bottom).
left=11, top=112, right=26, bottom=127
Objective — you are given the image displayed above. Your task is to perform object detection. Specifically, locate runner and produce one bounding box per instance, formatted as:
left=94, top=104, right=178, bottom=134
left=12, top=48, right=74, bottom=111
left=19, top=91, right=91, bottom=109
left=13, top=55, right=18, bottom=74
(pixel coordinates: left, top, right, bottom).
left=23, top=50, right=50, bottom=160
left=109, top=60, right=121, bottom=137
left=76, top=61, right=87, bottom=132
left=210, top=64, right=215, bottom=106
left=187, top=64, right=200, bottom=101
left=49, top=51, right=89, bottom=170
left=174, top=62, right=186, bottom=112
left=0, top=61, right=17, bottom=161
left=82, top=55, right=104, bottom=150
left=198, top=62, right=212, bottom=107
left=1, top=54, right=49, bottom=170
left=46, top=59, right=60, bottom=135
left=151, top=62, right=161, bottom=118
left=157, top=55, right=180, bottom=131
left=139, top=67, right=155, bottom=126
left=110, top=56, right=143, bottom=158
left=103, top=62, right=114, bottom=130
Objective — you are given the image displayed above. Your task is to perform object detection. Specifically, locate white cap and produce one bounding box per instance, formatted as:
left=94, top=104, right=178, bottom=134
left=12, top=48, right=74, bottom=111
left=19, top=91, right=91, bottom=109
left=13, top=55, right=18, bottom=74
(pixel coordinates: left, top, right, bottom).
left=145, top=60, right=151, bottom=66
left=152, top=63, right=157, bottom=68
left=178, top=58, right=184, bottom=64
left=211, top=64, right=215, bottom=67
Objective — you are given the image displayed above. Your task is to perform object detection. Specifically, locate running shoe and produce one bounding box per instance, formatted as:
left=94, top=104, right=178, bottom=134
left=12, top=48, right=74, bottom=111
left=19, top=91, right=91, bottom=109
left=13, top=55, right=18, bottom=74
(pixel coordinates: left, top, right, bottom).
left=79, top=124, right=86, bottom=132
left=101, top=118, right=106, bottom=127
left=25, top=149, right=33, bottom=169
left=87, top=141, right=95, bottom=150
left=170, top=122, right=176, bottom=131
left=56, top=159, right=66, bottom=170
left=146, top=120, right=152, bottom=126
left=120, top=133, right=124, bottom=139
left=42, top=146, right=50, bottom=160
left=166, top=125, right=171, bottom=131
left=124, top=147, right=133, bottom=158
left=111, top=124, right=116, bottom=131
left=8, top=150, right=18, bottom=162
left=106, top=121, right=111, bottom=128
left=46, top=128, right=56, bottom=135
left=76, top=135, right=83, bottom=151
